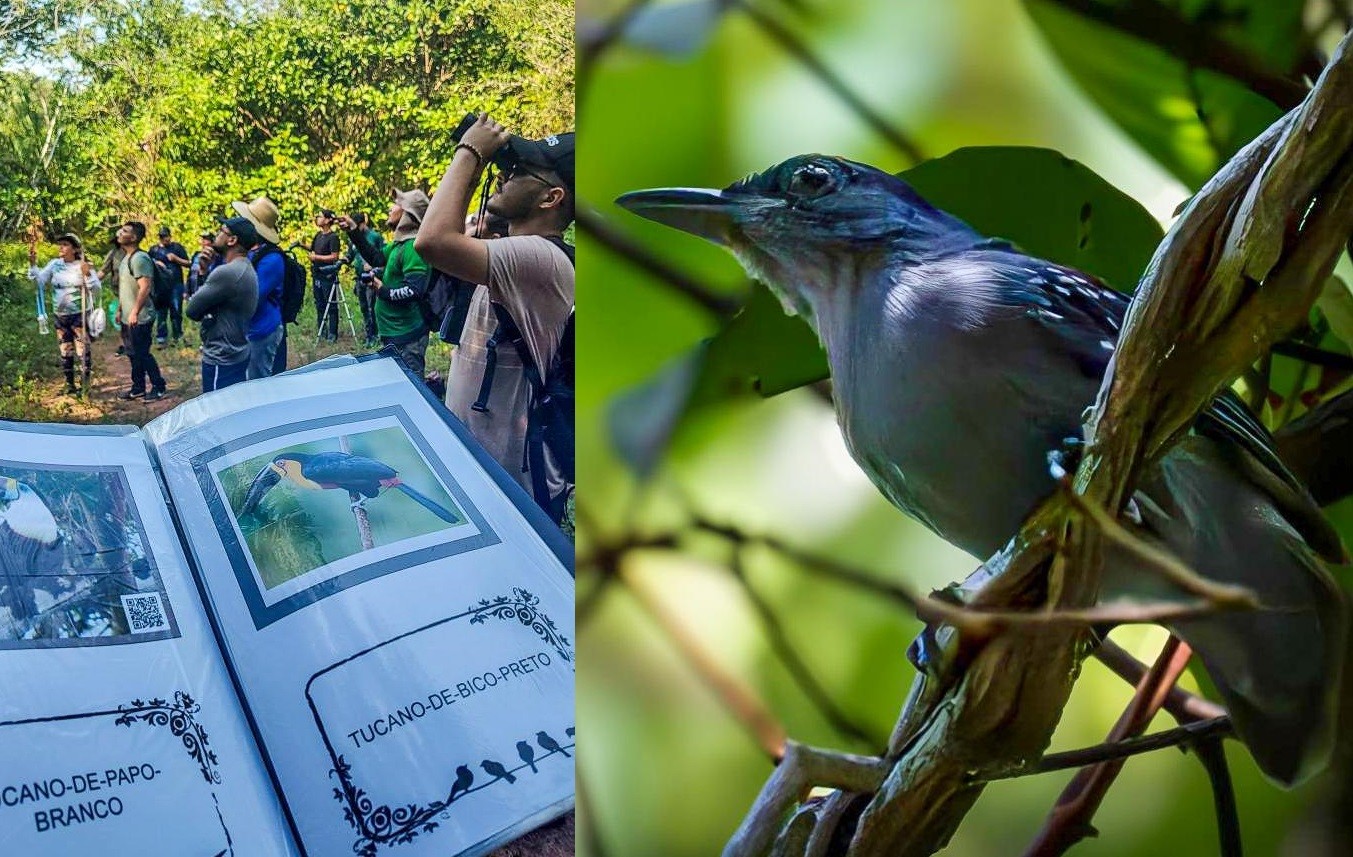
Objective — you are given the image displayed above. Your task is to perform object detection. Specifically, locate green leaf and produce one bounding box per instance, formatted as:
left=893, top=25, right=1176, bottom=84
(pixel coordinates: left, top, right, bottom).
left=610, top=145, right=1164, bottom=474
left=1023, top=0, right=1299, bottom=189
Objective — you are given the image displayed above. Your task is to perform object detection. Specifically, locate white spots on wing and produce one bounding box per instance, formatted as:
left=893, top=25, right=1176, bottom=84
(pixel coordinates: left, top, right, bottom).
left=1099, top=339, right=1114, bottom=350
left=1053, top=285, right=1071, bottom=296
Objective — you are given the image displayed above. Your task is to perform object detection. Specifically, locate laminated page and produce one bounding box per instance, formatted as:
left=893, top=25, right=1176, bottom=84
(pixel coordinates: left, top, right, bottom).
left=0, top=421, right=299, bottom=856
left=144, top=356, right=575, bottom=857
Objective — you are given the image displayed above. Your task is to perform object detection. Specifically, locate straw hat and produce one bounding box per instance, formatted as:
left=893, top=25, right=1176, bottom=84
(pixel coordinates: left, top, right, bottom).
left=231, top=196, right=281, bottom=245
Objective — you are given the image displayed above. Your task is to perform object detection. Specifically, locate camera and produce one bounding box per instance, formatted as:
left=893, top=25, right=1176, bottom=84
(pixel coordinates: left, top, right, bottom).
left=451, top=113, right=523, bottom=171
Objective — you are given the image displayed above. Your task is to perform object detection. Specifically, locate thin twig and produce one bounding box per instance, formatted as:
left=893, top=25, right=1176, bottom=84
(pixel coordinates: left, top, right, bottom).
left=731, top=551, right=885, bottom=751
left=1024, top=638, right=1194, bottom=856
left=983, top=716, right=1233, bottom=780
left=621, top=567, right=788, bottom=761
left=1194, top=736, right=1244, bottom=857
left=694, top=516, right=1240, bottom=636
left=733, top=0, right=926, bottom=165
left=1060, top=485, right=1258, bottom=607
left=1093, top=638, right=1227, bottom=722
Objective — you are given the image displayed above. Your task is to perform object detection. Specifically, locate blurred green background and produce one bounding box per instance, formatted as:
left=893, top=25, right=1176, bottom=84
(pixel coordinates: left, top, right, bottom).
left=222, top=427, right=461, bottom=587
left=576, top=1, right=1353, bottom=855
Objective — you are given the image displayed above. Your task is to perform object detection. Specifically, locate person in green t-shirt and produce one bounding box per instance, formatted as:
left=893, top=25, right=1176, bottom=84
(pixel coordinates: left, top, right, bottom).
left=339, top=190, right=431, bottom=376
left=113, top=221, right=168, bottom=401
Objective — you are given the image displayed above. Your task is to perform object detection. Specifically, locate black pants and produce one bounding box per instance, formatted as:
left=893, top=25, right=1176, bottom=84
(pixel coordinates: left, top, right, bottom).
left=314, top=275, right=339, bottom=340
left=54, top=313, right=91, bottom=386
left=154, top=285, right=183, bottom=342
left=356, top=281, right=378, bottom=342
left=128, top=320, right=165, bottom=394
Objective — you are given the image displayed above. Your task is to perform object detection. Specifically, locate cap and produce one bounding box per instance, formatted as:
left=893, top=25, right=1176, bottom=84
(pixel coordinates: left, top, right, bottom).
left=511, top=131, right=575, bottom=193
left=158, top=226, right=172, bottom=238
left=54, top=232, right=83, bottom=249
left=216, top=215, right=261, bottom=248
left=317, top=208, right=336, bottom=220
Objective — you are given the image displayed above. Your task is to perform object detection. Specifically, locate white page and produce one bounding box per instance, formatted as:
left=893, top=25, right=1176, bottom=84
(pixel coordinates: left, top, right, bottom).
left=145, top=357, right=575, bottom=857
left=0, top=422, right=298, bottom=856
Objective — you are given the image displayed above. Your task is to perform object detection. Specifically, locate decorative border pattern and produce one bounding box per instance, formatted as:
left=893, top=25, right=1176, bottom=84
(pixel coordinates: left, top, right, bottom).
left=306, top=591, right=574, bottom=855
left=114, top=690, right=222, bottom=784
left=0, top=690, right=232, bottom=852
left=469, top=588, right=572, bottom=664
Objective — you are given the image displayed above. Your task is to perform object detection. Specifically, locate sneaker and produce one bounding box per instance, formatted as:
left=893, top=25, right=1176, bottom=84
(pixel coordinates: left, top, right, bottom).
left=64, top=384, right=78, bottom=396
left=115, top=345, right=126, bottom=357
left=144, top=389, right=167, bottom=402
left=119, top=390, right=145, bottom=400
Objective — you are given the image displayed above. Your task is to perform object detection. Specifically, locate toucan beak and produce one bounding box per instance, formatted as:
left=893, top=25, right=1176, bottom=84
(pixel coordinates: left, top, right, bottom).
left=615, top=187, right=748, bottom=246
left=241, top=464, right=283, bottom=516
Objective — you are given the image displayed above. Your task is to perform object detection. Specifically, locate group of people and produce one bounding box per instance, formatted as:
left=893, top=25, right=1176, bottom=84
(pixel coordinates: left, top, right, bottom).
left=28, top=115, right=576, bottom=522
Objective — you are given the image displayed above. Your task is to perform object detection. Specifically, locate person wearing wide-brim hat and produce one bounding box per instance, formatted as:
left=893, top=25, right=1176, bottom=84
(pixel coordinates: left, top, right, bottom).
left=231, top=196, right=282, bottom=245
left=233, top=196, right=289, bottom=379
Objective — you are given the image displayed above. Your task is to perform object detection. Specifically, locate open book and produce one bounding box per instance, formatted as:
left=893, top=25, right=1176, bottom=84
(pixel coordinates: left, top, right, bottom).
left=0, top=355, right=575, bottom=857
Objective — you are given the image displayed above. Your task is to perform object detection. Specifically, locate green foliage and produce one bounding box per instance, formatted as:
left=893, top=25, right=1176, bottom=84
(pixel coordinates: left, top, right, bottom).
left=1023, top=0, right=1299, bottom=188
left=2, top=0, right=573, bottom=243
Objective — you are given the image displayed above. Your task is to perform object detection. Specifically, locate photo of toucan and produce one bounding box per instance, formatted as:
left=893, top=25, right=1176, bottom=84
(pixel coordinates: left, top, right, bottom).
left=239, top=452, right=460, bottom=524
left=0, top=475, right=66, bottom=626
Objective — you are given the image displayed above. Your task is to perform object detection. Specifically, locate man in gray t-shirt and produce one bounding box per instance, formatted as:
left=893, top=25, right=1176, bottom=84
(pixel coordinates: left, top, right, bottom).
left=186, top=217, right=261, bottom=393
left=115, top=221, right=168, bottom=401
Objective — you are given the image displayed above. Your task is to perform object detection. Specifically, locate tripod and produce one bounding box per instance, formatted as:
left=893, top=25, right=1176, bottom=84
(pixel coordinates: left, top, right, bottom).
left=314, top=259, right=358, bottom=343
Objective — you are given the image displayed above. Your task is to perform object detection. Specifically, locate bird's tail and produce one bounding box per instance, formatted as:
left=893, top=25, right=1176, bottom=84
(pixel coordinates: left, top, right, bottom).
left=503, top=771, right=517, bottom=784
left=395, top=483, right=459, bottom=523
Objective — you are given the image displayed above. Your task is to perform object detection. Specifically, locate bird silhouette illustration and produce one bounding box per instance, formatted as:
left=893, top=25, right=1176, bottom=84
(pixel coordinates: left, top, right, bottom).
left=448, top=765, right=474, bottom=802
left=565, top=726, right=575, bottom=738
left=537, top=730, right=570, bottom=757
left=240, top=451, right=459, bottom=523
left=480, top=759, right=516, bottom=784
left=516, top=740, right=538, bottom=773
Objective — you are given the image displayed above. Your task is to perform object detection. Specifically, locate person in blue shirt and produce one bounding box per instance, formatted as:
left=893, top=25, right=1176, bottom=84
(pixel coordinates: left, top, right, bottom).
left=231, top=197, right=288, bottom=379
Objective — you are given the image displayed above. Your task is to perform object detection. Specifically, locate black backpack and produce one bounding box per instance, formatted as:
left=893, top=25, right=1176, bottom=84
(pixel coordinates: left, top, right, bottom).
left=149, top=251, right=176, bottom=305
left=471, top=237, right=574, bottom=521
left=254, top=245, right=308, bottom=324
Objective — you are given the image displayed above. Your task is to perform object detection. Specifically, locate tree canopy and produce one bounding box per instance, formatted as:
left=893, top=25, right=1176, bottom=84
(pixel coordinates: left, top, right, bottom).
left=0, top=0, right=573, bottom=245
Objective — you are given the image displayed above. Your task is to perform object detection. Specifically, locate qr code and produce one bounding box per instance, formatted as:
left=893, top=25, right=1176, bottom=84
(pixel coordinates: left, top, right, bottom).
left=121, top=593, right=169, bottom=633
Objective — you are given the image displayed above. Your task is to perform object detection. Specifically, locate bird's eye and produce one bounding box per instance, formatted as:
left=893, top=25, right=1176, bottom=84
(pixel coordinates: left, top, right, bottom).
left=786, top=162, right=836, bottom=199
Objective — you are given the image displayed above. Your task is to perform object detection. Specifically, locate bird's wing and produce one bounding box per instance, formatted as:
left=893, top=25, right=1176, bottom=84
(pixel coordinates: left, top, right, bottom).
left=308, top=452, right=398, bottom=481
left=983, top=251, right=1342, bottom=559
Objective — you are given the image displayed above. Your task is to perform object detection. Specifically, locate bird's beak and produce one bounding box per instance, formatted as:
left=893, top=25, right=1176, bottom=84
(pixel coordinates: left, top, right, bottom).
left=240, top=464, right=282, bottom=516
left=615, top=188, right=745, bottom=246
left=0, top=477, right=17, bottom=502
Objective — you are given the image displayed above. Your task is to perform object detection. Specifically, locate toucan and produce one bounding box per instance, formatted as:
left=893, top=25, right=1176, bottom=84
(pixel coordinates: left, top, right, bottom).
left=0, top=476, right=65, bottom=624
left=239, top=452, right=459, bottom=523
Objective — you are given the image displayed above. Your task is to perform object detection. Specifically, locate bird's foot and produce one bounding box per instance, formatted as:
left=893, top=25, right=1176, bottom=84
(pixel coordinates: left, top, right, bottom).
left=1047, top=435, right=1085, bottom=481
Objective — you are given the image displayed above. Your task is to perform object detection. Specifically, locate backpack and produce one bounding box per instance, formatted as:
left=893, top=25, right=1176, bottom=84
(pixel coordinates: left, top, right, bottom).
left=150, top=259, right=176, bottom=306
left=254, top=245, right=308, bottom=324
left=434, top=272, right=479, bottom=345
left=472, top=236, right=575, bottom=521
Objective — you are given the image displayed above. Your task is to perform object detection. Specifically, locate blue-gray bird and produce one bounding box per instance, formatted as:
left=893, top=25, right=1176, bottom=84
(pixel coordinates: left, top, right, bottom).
left=617, top=155, right=1347, bottom=786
